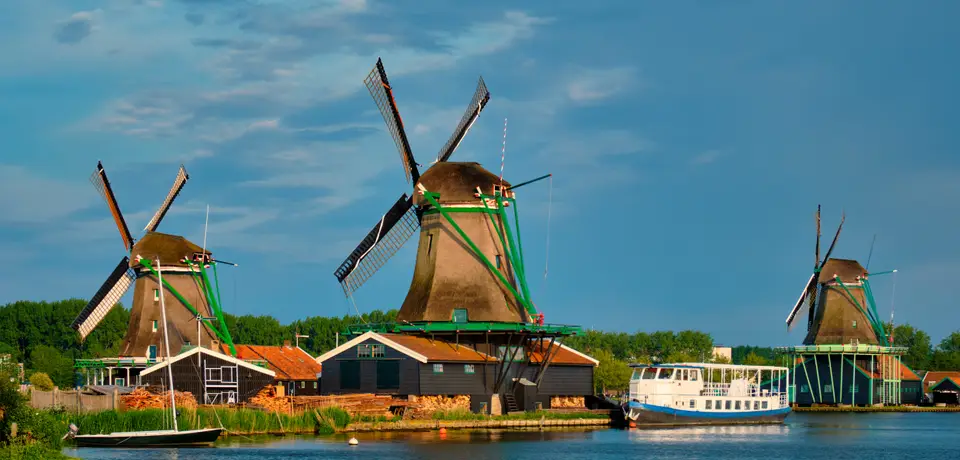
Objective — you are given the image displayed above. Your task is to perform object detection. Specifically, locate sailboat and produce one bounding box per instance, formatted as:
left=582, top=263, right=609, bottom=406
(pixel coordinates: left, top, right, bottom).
left=71, top=258, right=224, bottom=447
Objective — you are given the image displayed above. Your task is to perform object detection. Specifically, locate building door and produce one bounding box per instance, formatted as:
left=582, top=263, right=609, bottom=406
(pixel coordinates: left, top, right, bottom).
left=377, top=361, right=400, bottom=391
left=287, top=381, right=295, bottom=396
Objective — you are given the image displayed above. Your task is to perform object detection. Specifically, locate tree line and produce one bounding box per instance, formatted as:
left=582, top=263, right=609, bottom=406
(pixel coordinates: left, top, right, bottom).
left=2, top=299, right=958, bottom=391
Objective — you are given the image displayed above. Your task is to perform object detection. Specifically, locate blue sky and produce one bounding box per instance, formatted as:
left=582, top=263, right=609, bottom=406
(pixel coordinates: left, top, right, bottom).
left=1, top=1, right=957, bottom=347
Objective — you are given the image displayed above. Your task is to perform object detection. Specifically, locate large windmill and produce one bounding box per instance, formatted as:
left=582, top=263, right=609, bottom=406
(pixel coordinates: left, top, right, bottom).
left=334, top=57, right=544, bottom=325
left=784, top=206, right=892, bottom=346
left=71, top=162, right=235, bottom=359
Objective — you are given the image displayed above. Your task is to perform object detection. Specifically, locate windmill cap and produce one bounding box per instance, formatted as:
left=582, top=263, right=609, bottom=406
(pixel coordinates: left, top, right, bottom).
left=130, top=232, right=211, bottom=269
left=818, top=258, right=867, bottom=284
left=415, top=162, right=512, bottom=205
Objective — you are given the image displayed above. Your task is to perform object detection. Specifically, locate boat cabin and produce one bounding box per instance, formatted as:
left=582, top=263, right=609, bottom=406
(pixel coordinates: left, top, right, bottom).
left=627, top=363, right=790, bottom=414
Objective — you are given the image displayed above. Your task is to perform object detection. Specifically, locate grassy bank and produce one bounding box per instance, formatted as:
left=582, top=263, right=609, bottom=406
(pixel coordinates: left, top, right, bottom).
left=794, top=405, right=960, bottom=413
left=54, top=406, right=351, bottom=436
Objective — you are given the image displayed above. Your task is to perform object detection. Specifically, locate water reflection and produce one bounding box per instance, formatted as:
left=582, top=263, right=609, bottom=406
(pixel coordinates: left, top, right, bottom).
left=627, top=424, right=791, bottom=444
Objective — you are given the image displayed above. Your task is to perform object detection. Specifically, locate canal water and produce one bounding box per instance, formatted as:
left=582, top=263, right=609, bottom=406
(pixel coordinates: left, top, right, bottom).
left=64, top=412, right=960, bottom=459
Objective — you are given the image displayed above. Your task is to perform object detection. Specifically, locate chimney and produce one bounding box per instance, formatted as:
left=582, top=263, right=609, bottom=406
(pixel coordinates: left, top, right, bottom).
left=283, top=340, right=291, bottom=348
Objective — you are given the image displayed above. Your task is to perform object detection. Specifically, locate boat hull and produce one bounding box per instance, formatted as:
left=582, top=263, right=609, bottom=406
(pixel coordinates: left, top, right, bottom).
left=73, top=428, right=224, bottom=447
left=624, top=401, right=790, bottom=427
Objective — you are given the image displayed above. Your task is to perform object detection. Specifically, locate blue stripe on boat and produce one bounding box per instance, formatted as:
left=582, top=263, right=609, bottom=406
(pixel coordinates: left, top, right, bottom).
left=627, top=401, right=791, bottom=419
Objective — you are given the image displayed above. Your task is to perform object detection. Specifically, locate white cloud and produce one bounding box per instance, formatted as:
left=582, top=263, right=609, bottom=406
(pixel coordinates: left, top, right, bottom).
left=690, top=149, right=724, bottom=166
left=0, top=165, right=95, bottom=225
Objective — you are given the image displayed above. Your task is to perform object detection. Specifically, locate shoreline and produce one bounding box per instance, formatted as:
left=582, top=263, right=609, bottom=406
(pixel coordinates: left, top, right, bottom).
left=343, top=417, right=614, bottom=432
left=793, top=405, right=960, bottom=413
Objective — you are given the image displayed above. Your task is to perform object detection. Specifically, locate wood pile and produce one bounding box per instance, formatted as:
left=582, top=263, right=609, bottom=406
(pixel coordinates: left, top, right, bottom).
left=121, top=388, right=198, bottom=410
left=408, top=395, right=470, bottom=418
left=249, top=385, right=291, bottom=413
left=291, top=394, right=407, bottom=418
left=550, top=396, right=585, bottom=409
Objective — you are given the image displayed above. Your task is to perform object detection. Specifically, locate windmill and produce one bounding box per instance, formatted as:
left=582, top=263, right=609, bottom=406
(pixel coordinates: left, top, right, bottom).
left=333, top=57, right=545, bottom=324
left=71, top=161, right=236, bottom=358
left=784, top=205, right=892, bottom=346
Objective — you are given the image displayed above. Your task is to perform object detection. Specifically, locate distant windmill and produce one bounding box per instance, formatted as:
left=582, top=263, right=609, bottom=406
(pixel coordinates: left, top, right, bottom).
left=71, top=162, right=236, bottom=357
left=785, top=206, right=892, bottom=346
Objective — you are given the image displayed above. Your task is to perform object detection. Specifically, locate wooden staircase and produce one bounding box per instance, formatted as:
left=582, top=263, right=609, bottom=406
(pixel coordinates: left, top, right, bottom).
left=504, top=393, right=520, bottom=413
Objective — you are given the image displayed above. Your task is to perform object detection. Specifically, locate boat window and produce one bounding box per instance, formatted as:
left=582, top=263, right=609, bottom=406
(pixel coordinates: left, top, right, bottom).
left=716, top=400, right=722, bottom=410
left=735, top=401, right=741, bottom=410
left=689, top=399, right=695, bottom=408
left=725, top=400, right=731, bottom=410
left=690, top=370, right=699, bottom=381
left=706, top=400, right=713, bottom=410
left=754, top=401, right=760, bottom=410
left=743, top=401, right=750, bottom=410
left=657, top=369, right=674, bottom=380
left=762, top=401, right=769, bottom=409
left=640, top=368, right=658, bottom=380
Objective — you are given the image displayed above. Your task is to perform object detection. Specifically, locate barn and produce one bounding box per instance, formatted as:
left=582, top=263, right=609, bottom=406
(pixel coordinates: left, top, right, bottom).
left=229, top=342, right=323, bottom=396
left=921, top=371, right=960, bottom=405
left=139, top=346, right=276, bottom=404
left=315, top=331, right=596, bottom=413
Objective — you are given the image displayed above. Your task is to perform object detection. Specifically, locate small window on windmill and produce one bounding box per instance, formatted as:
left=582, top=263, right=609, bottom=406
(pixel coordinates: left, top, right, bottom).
left=493, top=184, right=503, bottom=196
left=427, top=234, right=434, bottom=256
left=152, top=320, right=158, bottom=332
left=452, top=309, right=468, bottom=323
left=153, top=289, right=160, bottom=302
left=852, top=320, right=857, bottom=328
left=495, top=255, right=502, bottom=269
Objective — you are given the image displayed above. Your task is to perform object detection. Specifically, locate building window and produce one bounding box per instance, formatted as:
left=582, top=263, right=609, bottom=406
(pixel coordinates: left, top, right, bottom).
left=152, top=320, right=158, bottom=332
left=705, top=400, right=713, bottom=410
left=147, top=345, right=157, bottom=360
left=358, top=344, right=372, bottom=358
left=849, top=384, right=858, bottom=393
left=372, top=344, right=385, bottom=358
left=433, top=364, right=444, bottom=374
left=800, top=384, right=809, bottom=393
left=300, top=381, right=305, bottom=389
left=452, top=309, right=468, bottom=323
left=464, top=364, right=475, bottom=374
left=313, top=382, right=318, bottom=389
left=824, top=384, right=833, bottom=393
left=153, top=289, right=160, bottom=301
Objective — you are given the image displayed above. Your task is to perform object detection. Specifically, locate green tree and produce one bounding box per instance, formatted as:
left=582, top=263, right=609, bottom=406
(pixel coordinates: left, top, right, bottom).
left=931, top=332, right=960, bottom=371
left=28, top=346, right=74, bottom=389
left=28, top=372, right=53, bottom=391
left=891, top=324, right=932, bottom=370
left=593, top=349, right=632, bottom=394
left=743, top=352, right=770, bottom=366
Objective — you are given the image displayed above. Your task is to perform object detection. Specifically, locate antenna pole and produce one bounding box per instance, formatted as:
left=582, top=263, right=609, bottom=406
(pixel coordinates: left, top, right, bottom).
left=866, top=234, right=877, bottom=270
left=499, top=118, right=508, bottom=187
left=202, top=204, right=210, bottom=256
left=157, top=258, right=178, bottom=432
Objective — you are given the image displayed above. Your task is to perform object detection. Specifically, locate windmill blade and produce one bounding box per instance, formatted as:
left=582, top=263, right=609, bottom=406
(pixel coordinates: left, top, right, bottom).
left=815, top=205, right=821, bottom=267
left=334, top=194, right=419, bottom=296
left=72, top=257, right=135, bottom=340
left=786, top=273, right=817, bottom=327
left=143, top=164, right=189, bottom=233
left=819, top=211, right=845, bottom=266
left=436, top=76, right=491, bottom=163
left=364, top=58, right=420, bottom=184
left=91, top=162, right=135, bottom=252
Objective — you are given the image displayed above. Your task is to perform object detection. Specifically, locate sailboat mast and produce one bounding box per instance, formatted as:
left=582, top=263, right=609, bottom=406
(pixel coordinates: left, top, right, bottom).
left=156, top=258, right=179, bottom=432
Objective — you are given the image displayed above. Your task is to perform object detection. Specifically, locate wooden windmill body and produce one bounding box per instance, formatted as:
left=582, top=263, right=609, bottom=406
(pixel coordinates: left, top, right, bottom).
left=71, top=162, right=235, bottom=359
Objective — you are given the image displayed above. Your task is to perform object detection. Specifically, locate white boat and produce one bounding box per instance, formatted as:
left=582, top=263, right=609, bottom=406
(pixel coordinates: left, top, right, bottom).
left=69, top=258, right=223, bottom=447
left=623, top=362, right=791, bottom=426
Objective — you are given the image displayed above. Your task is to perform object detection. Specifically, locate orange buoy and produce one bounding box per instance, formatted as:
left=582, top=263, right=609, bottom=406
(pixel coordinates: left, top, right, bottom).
left=438, top=427, right=447, bottom=434
left=628, top=421, right=637, bottom=428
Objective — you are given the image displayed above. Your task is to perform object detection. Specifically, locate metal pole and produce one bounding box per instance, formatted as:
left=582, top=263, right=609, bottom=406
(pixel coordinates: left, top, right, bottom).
left=157, top=259, right=178, bottom=432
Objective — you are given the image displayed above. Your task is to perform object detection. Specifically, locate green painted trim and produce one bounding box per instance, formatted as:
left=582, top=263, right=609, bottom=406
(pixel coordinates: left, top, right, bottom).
left=344, top=321, right=581, bottom=336
left=851, top=352, right=858, bottom=405
left=828, top=353, right=837, bottom=403
left=813, top=353, right=823, bottom=403
left=861, top=279, right=889, bottom=345
left=138, top=258, right=223, bottom=342
left=495, top=193, right=534, bottom=313
left=833, top=278, right=887, bottom=345
left=420, top=191, right=534, bottom=316
left=844, top=357, right=873, bottom=380
left=799, top=356, right=815, bottom=403
left=422, top=207, right=498, bottom=215
left=930, top=377, right=960, bottom=391
left=870, top=355, right=874, bottom=404
left=197, top=262, right=235, bottom=355
left=508, top=197, right=528, bottom=290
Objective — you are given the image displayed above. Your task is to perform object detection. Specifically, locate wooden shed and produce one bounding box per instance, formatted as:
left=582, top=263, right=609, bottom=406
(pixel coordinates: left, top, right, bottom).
left=139, top=346, right=275, bottom=404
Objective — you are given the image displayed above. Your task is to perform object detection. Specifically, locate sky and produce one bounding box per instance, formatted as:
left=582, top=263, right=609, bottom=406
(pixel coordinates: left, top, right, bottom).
left=0, top=0, right=958, bottom=347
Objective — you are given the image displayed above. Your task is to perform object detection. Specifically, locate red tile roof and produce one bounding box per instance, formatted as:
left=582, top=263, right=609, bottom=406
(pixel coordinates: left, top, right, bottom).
left=225, top=344, right=322, bottom=381
left=527, top=341, right=598, bottom=366
left=379, top=334, right=496, bottom=363
left=857, top=359, right=921, bottom=381
left=923, top=371, right=960, bottom=392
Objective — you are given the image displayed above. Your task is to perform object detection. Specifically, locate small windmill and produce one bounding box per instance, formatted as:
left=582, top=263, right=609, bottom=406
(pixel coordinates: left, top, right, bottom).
left=785, top=206, right=892, bottom=346
left=333, top=57, right=559, bottom=326
left=71, top=161, right=236, bottom=357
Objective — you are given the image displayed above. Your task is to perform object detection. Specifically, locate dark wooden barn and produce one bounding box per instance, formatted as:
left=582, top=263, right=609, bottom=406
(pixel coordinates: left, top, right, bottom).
left=921, top=371, right=960, bottom=405
left=139, top=346, right=276, bottom=404
left=315, top=331, right=596, bottom=413
left=772, top=354, right=921, bottom=406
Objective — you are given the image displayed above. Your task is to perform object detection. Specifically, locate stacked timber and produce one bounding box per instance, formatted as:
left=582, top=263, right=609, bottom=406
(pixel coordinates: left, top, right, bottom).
left=550, top=396, right=585, bottom=409
left=121, top=388, right=198, bottom=410
left=408, top=395, right=470, bottom=418
left=249, top=386, right=292, bottom=413
left=291, top=394, right=407, bottom=418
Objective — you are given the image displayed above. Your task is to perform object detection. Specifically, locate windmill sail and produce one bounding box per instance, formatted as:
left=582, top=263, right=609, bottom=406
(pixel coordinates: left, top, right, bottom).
left=72, top=257, right=135, bottom=340
left=365, top=58, right=419, bottom=184
left=91, top=162, right=135, bottom=251
left=143, top=165, right=189, bottom=232
left=786, top=272, right=816, bottom=328
left=436, top=76, right=490, bottom=163
left=334, top=194, right=419, bottom=296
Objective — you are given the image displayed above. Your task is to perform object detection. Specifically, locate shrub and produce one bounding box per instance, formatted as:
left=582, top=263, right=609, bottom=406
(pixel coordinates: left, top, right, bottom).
left=28, top=373, right=54, bottom=392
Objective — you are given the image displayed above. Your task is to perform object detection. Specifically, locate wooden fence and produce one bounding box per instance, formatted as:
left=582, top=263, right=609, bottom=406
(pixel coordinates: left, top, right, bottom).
left=28, top=387, right=120, bottom=413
